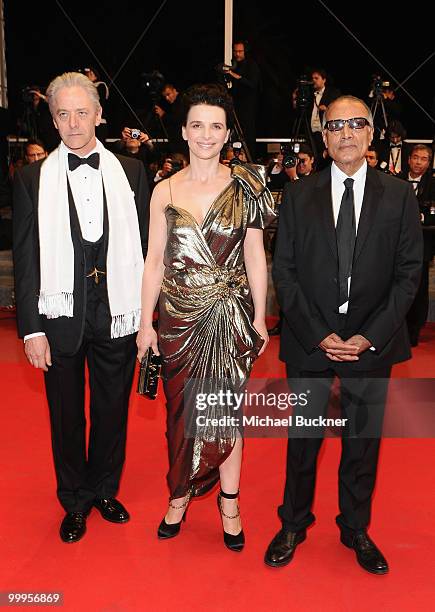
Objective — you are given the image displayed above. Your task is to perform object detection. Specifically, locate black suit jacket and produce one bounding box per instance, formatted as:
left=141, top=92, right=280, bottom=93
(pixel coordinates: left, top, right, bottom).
left=397, top=170, right=435, bottom=205
left=378, top=141, right=410, bottom=175
left=13, top=153, right=150, bottom=355
left=272, top=166, right=423, bottom=371
left=398, top=171, right=435, bottom=261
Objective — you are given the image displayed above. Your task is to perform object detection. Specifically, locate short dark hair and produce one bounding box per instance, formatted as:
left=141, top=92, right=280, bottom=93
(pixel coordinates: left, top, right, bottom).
left=410, top=144, right=433, bottom=161
left=25, top=138, right=47, bottom=152
left=298, top=143, right=314, bottom=158
left=367, top=145, right=379, bottom=158
left=387, top=119, right=406, bottom=140
left=233, top=39, right=249, bottom=52
left=311, top=68, right=327, bottom=80
left=181, top=83, right=234, bottom=129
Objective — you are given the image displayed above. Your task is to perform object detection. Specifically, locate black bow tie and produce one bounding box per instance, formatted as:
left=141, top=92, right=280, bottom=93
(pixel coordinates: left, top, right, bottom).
left=68, top=152, right=100, bottom=171
left=390, top=143, right=402, bottom=148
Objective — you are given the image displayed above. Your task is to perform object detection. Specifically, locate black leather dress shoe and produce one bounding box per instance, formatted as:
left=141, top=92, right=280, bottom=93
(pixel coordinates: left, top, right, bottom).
left=93, top=498, right=130, bottom=523
left=341, top=531, right=389, bottom=575
left=264, top=529, right=306, bottom=567
left=60, top=512, right=87, bottom=543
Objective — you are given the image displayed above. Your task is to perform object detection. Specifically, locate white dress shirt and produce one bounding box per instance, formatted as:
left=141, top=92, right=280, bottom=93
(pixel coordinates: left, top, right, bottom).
left=407, top=173, right=422, bottom=193
left=24, top=142, right=104, bottom=343
left=331, top=161, right=367, bottom=314
left=63, top=141, right=104, bottom=242
left=389, top=144, right=402, bottom=174
left=311, top=88, right=324, bottom=133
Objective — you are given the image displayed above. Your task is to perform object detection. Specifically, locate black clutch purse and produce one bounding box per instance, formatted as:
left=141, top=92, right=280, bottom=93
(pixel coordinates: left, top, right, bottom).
left=137, top=348, right=162, bottom=400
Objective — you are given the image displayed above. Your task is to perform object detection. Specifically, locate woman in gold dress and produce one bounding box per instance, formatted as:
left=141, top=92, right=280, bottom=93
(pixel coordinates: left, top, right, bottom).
left=137, top=84, right=275, bottom=551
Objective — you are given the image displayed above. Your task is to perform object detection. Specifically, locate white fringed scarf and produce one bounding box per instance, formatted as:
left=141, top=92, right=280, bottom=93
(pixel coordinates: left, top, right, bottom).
left=38, top=140, right=144, bottom=338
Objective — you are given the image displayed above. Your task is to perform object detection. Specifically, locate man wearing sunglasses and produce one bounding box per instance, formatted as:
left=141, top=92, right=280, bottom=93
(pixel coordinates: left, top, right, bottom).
left=266, top=96, right=422, bottom=574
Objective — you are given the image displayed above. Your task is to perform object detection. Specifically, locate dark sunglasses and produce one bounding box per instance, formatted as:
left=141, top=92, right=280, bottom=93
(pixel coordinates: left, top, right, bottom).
left=324, top=117, right=372, bottom=132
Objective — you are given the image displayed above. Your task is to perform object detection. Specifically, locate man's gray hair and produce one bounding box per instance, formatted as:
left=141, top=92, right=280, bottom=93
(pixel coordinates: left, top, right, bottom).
left=46, top=71, right=101, bottom=115
left=322, top=95, right=374, bottom=128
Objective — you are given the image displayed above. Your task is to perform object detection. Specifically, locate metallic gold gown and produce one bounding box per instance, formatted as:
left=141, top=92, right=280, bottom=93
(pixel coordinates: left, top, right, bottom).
left=159, top=164, right=276, bottom=499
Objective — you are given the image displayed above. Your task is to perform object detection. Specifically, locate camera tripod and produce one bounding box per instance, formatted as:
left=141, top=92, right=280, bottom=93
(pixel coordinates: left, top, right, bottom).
left=291, top=104, right=318, bottom=159
left=231, top=107, right=253, bottom=163
left=370, top=92, right=389, bottom=135
left=221, top=76, right=253, bottom=163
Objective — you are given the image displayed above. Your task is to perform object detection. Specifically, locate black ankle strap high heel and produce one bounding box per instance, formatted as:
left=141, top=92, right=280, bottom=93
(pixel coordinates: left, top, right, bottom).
left=217, top=490, right=245, bottom=552
left=157, top=492, right=191, bottom=540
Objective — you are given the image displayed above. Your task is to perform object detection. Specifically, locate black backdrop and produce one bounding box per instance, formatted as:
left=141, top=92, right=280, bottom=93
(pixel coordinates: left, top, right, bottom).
left=4, top=0, right=435, bottom=140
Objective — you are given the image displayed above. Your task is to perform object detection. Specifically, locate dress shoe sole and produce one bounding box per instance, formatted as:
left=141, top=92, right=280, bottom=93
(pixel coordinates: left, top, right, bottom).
left=264, top=533, right=306, bottom=568
left=340, top=536, right=389, bottom=575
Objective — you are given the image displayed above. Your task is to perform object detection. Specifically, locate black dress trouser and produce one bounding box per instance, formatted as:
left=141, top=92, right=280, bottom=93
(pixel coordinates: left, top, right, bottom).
left=279, top=362, right=391, bottom=536
left=44, top=283, right=137, bottom=513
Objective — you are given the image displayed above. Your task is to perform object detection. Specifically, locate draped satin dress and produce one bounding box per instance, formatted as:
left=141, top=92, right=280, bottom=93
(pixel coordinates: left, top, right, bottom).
left=159, top=164, right=276, bottom=499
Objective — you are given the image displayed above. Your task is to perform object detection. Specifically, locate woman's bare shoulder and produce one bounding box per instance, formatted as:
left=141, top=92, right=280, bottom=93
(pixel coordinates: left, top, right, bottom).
left=151, top=178, right=172, bottom=209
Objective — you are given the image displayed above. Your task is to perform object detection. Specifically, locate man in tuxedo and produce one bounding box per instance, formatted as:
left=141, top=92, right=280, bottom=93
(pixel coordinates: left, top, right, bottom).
left=265, top=96, right=422, bottom=573
left=13, top=72, right=149, bottom=543
left=378, top=119, right=409, bottom=176
left=398, top=144, right=435, bottom=345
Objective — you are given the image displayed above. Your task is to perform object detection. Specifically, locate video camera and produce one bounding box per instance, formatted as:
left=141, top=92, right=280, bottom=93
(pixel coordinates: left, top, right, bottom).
left=141, top=70, right=166, bottom=104
left=370, top=75, right=391, bottom=98
left=281, top=143, right=301, bottom=169
left=295, top=76, right=314, bottom=110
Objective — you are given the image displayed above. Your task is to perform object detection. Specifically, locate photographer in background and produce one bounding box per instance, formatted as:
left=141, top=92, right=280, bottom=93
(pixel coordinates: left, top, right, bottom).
left=224, top=40, right=261, bottom=161
left=309, top=68, right=340, bottom=166
left=113, top=127, right=155, bottom=186
left=292, top=69, right=340, bottom=167
left=24, top=139, right=48, bottom=165
left=221, top=142, right=248, bottom=167
left=369, top=78, right=403, bottom=140
left=295, top=144, right=316, bottom=177
left=153, top=83, right=187, bottom=155
left=266, top=150, right=290, bottom=190
left=153, top=152, right=188, bottom=187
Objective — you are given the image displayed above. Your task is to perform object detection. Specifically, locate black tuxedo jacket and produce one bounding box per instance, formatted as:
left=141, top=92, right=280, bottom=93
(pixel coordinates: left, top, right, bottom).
left=397, top=170, right=435, bottom=205
left=273, top=166, right=423, bottom=371
left=397, top=171, right=435, bottom=261
left=13, top=153, right=150, bottom=355
left=378, top=141, right=410, bottom=175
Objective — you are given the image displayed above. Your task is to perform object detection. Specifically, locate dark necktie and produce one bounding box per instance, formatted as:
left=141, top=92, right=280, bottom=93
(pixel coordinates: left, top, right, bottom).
left=68, top=152, right=100, bottom=171
left=336, top=177, right=356, bottom=306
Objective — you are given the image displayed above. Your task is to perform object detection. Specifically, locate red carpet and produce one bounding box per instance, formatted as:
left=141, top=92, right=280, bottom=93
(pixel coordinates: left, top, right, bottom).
left=1, top=315, right=434, bottom=611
